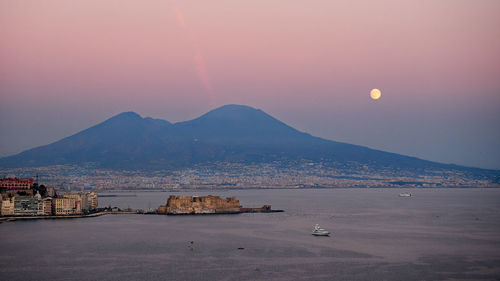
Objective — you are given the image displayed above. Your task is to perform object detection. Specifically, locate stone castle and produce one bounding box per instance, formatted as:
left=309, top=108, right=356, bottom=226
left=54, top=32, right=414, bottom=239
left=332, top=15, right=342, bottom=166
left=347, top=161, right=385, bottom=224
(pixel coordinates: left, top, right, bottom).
left=157, top=195, right=242, bottom=214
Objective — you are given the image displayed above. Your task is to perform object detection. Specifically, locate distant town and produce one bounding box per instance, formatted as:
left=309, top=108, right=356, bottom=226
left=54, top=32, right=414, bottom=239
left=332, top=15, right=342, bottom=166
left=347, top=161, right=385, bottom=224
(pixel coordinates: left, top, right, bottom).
left=1, top=160, right=498, bottom=192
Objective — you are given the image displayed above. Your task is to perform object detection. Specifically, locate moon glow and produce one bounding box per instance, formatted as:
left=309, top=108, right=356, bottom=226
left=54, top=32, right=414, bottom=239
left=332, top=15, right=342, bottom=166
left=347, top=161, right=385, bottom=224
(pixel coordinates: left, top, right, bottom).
left=370, top=89, right=381, bottom=100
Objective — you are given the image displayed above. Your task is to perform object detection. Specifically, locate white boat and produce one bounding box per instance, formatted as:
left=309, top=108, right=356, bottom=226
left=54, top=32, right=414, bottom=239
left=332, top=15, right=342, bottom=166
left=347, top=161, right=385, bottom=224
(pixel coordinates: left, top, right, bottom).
left=399, top=192, right=411, bottom=197
left=312, top=224, right=330, bottom=236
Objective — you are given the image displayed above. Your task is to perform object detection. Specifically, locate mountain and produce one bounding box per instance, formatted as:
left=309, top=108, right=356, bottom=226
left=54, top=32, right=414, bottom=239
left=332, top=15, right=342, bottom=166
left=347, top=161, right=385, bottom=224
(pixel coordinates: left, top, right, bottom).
left=0, top=112, right=174, bottom=169
left=174, top=104, right=310, bottom=144
left=0, top=105, right=497, bottom=177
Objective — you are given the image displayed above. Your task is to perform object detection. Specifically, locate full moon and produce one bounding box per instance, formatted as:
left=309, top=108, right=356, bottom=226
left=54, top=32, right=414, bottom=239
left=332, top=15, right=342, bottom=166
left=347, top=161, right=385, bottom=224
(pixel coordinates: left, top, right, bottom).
left=370, top=88, right=381, bottom=100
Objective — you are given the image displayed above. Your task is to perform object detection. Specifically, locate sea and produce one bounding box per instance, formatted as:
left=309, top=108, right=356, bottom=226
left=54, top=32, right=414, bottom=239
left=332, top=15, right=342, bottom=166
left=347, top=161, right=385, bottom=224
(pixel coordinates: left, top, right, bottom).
left=1, top=188, right=500, bottom=281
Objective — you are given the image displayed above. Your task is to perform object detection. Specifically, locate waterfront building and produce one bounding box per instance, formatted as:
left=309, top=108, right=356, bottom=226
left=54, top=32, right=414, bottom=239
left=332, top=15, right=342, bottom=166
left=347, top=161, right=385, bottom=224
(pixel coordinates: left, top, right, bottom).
left=0, top=177, right=34, bottom=191
left=13, top=196, right=39, bottom=216
left=63, top=192, right=98, bottom=212
left=1, top=196, right=15, bottom=215
left=43, top=198, right=53, bottom=215
left=35, top=192, right=43, bottom=215
left=53, top=197, right=80, bottom=215
left=88, top=192, right=98, bottom=210
left=37, top=197, right=53, bottom=215
left=64, top=193, right=85, bottom=211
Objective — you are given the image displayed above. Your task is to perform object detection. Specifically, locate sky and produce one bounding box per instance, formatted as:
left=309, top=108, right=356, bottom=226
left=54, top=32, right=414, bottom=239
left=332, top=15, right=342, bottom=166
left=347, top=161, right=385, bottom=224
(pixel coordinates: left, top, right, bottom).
left=1, top=0, right=499, bottom=169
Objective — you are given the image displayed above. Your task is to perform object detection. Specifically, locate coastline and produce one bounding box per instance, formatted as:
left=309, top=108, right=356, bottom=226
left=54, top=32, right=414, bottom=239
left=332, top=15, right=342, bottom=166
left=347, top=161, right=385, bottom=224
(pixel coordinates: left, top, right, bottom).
left=94, top=186, right=500, bottom=193
left=0, top=212, right=106, bottom=222
left=0, top=208, right=285, bottom=222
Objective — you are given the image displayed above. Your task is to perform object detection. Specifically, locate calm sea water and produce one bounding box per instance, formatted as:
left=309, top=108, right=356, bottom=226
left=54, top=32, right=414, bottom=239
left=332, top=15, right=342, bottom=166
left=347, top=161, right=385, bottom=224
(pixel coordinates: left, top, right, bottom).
left=1, top=188, right=500, bottom=281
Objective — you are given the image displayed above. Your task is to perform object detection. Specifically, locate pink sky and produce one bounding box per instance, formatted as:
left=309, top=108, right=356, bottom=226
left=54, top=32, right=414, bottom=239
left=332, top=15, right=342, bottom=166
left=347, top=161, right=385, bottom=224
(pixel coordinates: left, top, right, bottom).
left=1, top=0, right=499, bottom=169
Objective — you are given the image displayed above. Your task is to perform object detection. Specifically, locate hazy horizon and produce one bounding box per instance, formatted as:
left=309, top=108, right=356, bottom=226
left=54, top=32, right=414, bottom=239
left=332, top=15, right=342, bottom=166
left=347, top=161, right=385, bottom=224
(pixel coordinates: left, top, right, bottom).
left=1, top=0, right=499, bottom=169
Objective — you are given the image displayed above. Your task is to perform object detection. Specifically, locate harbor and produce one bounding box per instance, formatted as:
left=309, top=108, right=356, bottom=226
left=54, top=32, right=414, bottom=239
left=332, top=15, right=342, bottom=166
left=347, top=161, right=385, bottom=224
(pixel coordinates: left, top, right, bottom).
left=3, top=188, right=500, bottom=281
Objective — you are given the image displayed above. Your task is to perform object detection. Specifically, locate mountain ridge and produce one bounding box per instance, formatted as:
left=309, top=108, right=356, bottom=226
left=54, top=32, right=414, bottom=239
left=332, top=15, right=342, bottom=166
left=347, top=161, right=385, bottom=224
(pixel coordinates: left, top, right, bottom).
left=0, top=105, right=498, bottom=176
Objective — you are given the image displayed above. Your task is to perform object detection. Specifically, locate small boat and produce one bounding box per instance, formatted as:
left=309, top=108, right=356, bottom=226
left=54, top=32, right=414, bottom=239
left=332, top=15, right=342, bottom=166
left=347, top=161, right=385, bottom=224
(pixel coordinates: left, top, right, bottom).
left=312, top=224, right=330, bottom=236
left=399, top=192, right=411, bottom=197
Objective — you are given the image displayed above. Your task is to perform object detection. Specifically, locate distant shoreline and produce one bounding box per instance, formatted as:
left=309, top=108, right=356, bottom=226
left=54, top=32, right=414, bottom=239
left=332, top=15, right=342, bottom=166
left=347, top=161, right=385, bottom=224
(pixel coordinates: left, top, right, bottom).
left=94, top=186, right=499, bottom=193
left=98, top=194, right=137, bottom=197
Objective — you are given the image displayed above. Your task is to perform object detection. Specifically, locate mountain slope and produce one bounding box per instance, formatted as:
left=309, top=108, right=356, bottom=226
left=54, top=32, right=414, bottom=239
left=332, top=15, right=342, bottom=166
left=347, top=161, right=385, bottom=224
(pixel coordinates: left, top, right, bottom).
left=0, top=112, right=175, bottom=169
left=174, top=104, right=311, bottom=144
left=0, top=104, right=494, bottom=174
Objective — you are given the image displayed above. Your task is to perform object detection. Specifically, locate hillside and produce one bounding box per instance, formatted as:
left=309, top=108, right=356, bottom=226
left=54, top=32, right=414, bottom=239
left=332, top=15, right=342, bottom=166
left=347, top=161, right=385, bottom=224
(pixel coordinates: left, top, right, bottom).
left=0, top=105, right=498, bottom=181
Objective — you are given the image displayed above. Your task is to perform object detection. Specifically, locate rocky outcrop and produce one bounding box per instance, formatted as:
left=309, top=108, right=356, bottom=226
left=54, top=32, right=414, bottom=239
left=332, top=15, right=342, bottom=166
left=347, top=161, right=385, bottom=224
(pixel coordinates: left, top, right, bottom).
left=158, top=195, right=242, bottom=214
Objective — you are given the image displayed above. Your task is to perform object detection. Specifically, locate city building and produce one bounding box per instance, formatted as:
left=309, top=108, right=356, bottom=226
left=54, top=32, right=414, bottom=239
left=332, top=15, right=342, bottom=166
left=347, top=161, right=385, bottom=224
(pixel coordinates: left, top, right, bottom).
left=88, top=192, right=98, bottom=211
left=0, top=191, right=97, bottom=216
left=13, top=196, right=39, bottom=216
left=52, top=197, right=80, bottom=215
left=38, top=197, right=53, bottom=215
left=0, top=177, right=34, bottom=191
left=63, top=192, right=98, bottom=212
left=1, top=196, right=15, bottom=215
left=64, top=193, right=85, bottom=209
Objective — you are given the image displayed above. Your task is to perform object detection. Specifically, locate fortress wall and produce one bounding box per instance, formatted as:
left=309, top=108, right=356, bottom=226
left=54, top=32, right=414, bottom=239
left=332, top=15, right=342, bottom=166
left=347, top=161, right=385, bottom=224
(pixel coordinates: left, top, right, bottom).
left=158, top=195, right=242, bottom=214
